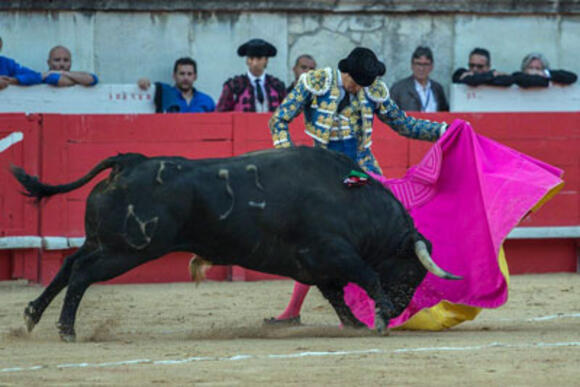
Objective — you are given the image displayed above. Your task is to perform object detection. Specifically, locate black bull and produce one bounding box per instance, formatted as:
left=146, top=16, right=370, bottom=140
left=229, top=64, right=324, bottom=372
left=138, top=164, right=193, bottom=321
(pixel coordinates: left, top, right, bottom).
left=12, top=146, right=460, bottom=342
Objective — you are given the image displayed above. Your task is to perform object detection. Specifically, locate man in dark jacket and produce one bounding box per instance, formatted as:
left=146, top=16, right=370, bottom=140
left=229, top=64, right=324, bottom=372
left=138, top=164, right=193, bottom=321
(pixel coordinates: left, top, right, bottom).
left=452, top=47, right=513, bottom=87
left=391, top=46, right=449, bottom=112
left=512, top=52, right=577, bottom=88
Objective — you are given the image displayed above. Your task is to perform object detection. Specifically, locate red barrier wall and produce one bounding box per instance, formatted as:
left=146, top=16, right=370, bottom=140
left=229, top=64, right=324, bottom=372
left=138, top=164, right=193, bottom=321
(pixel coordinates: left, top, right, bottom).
left=1, top=112, right=578, bottom=284
left=38, top=114, right=234, bottom=284
left=0, top=114, right=42, bottom=281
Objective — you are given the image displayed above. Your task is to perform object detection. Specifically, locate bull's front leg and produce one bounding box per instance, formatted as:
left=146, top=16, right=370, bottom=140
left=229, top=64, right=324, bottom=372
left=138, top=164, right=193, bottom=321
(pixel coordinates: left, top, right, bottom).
left=317, top=283, right=366, bottom=329
left=363, top=278, right=396, bottom=335
left=311, top=242, right=395, bottom=334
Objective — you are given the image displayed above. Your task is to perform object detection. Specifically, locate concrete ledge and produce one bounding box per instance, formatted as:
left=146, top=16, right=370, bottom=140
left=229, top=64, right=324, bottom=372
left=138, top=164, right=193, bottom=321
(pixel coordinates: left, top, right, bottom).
left=450, top=84, right=580, bottom=112
left=2, top=1, right=579, bottom=14
left=0, top=84, right=155, bottom=114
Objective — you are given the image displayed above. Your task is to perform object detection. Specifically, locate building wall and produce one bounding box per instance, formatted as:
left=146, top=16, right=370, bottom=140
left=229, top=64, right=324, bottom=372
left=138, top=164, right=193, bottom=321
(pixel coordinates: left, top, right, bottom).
left=1, top=2, right=579, bottom=102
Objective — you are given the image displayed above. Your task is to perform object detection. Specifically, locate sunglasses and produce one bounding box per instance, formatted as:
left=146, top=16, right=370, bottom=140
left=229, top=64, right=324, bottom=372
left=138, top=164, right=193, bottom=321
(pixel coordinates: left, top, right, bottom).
left=468, top=63, right=486, bottom=70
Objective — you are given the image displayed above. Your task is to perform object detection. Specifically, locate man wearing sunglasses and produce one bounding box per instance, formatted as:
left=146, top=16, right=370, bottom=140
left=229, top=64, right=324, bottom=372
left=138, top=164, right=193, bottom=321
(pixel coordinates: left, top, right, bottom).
left=452, top=47, right=513, bottom=87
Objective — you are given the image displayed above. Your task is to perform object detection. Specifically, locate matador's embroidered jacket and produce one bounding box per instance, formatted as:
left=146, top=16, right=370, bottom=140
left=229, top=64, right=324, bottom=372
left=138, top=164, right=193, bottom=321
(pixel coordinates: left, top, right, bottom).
left=217, top=74, right=286, bottom=112
left=269, top=67, right=446, bottom=174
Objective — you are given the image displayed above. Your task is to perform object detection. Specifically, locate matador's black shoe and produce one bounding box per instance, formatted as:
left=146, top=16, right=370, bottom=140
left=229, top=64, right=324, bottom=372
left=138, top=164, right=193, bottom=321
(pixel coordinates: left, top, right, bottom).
left=262, top=315, right=301, bottom=326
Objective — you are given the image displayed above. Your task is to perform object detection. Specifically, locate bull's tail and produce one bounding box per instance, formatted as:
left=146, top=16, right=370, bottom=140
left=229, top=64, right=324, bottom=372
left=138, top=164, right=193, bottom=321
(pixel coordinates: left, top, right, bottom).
left=11, top=153, right=147, bottom=201
left=414, top=240, right=462, bottom=280
left=188, top=255, right=212, bottom=286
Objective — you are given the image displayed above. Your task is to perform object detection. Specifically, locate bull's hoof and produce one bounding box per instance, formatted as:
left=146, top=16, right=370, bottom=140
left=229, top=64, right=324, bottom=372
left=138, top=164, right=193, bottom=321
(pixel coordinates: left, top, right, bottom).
left=263, top=315, right=301, bottom=327
left=60, top=332, right=76, bottom=343
left=374, top=313, right=390, bottom=336
left=23, top=303, right=38, bottom=332
left=57, top=323, right=76, bottom=343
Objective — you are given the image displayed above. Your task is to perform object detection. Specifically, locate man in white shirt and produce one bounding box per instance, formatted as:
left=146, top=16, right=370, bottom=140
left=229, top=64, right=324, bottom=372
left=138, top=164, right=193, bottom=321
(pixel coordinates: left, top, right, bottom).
left=390, top=46, right=449, bottom=112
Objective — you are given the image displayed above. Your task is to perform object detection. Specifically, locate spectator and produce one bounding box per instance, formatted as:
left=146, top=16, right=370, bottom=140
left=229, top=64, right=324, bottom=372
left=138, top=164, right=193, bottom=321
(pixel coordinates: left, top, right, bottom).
left=512, top=52, right=577, bottom=88
left=217, top=38, right=286, bottom=112
left=452, top=47, right=513, bottom=87
left=138, top=57, right=215, bottom=113
left=43, top=45, right=98, bottom=87
left=287, top=54, right=317, bottom=93
left=390, top=46, right=449, bottom=112
left=0, top=36, right=43, bottom=90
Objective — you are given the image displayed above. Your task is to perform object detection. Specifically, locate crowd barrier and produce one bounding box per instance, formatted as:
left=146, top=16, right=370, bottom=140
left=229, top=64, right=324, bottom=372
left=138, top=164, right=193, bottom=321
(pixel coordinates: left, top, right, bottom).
left=0, top=112, right=578, bottom=285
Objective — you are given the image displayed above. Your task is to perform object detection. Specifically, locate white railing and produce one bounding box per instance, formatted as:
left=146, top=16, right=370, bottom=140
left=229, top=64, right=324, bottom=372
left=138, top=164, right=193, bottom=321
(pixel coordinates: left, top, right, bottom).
left=2, top=226, right=578, bottom=250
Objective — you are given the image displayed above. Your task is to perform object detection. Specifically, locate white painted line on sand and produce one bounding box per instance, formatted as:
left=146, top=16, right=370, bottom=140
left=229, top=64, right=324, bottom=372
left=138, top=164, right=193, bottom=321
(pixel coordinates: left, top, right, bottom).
left=483, top=312, right=580, bottom=323
left=2, top=341, right=579, bottom=374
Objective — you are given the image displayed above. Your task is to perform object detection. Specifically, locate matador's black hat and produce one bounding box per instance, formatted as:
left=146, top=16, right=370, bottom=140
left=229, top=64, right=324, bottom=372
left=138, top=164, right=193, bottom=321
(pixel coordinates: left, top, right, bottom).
left=237, top=39, right=277, bottom=58
left=338, top=47, right=386, bottom=87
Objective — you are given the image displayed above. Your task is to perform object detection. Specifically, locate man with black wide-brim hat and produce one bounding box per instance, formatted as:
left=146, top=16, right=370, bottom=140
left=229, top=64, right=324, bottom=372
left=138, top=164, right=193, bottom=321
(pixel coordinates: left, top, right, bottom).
left=266, top=46, right=449, bottom=325
left=217, top=38, right=286, bottom=112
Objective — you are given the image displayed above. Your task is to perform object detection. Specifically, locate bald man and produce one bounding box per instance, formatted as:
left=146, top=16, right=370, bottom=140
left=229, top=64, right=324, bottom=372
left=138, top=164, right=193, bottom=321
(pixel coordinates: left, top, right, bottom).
left=43, top=45, right=98, bottom=87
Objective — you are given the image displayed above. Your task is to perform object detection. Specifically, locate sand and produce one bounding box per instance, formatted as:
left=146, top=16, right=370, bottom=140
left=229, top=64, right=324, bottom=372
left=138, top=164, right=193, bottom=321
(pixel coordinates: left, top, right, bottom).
left=1, top=273, right=579, bottom=386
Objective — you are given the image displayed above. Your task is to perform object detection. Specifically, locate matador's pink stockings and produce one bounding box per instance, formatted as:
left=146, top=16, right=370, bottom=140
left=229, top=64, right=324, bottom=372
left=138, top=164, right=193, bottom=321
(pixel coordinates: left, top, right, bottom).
left=275, top=282, right=310, bottom=320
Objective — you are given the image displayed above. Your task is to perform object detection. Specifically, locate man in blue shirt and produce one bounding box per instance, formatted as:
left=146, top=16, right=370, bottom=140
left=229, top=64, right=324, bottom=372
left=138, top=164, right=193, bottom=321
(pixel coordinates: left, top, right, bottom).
left=138, top=57, right=215, bottom=113
left=0, top=36, right=43, bottom=90
left=43, top=45, right=98, bottom=87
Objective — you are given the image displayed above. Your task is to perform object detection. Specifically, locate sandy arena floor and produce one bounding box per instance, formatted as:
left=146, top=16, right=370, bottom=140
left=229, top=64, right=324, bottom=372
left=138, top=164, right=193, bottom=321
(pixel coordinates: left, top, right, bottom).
left=1, top=273, right=579, bottom=386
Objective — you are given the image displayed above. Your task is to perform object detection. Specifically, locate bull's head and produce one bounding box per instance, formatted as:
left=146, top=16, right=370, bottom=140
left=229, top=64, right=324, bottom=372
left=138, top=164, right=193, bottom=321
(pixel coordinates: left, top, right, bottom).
left=377, top=237, right=461, bottom=318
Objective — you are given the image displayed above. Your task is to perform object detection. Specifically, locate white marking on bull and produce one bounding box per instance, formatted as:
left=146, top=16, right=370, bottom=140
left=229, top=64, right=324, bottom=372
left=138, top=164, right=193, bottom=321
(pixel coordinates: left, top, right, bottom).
left=0, top=131, right=23, bottom=153
left=156, top=161, right=166, bottom=184
left=123, top=204, right=159, bottom=250
left=218, top=169, right=234, bottom=220
left=246, top=164, right=264, bottom=191
left=248, top=200, right=266, bottom=209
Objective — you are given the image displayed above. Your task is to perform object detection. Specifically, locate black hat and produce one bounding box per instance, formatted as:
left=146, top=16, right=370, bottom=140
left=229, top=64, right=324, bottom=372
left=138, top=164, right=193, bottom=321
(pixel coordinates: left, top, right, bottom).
left=237, top=39, right=277, bottom=58
left=338, top=47, right=386, bottom=87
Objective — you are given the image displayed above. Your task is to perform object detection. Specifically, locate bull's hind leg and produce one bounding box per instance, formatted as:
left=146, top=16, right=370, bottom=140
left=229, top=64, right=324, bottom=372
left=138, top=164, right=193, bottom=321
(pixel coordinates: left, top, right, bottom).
left=317, top=283, right=366, bottom=328
left=24, top=247, right=94, bottom=333
left=57, top=251, right=145, bottom=342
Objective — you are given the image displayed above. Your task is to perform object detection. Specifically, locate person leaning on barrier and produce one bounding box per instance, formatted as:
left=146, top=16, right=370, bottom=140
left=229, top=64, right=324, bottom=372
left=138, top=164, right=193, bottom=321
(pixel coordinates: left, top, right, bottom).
left=0, top=36, right=43, bottom=90
left=512, top=52, right=578, bottom=88
left=287, top=54, right=317, bottom=93
left=43, top=45, right=98, bottom=87
left=390, top=46, right=449, bottom=112
left=452, top=47, right=513, bottom=87
left=138, top=57, right=215, bottom=113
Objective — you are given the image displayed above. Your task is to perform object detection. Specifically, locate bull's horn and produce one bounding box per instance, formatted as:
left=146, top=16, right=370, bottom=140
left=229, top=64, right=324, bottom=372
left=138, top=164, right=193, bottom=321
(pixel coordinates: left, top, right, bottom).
left=414, top=241, right=462, bottom=280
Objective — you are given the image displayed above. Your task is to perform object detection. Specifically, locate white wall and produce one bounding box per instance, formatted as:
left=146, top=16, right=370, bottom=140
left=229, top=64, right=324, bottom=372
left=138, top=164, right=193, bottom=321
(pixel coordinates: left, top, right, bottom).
left=0, top=11, right=579, bottom=104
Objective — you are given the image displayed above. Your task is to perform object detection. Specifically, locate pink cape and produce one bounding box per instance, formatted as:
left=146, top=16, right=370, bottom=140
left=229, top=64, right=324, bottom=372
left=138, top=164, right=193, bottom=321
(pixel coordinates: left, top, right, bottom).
left=343, top=119, right=564, bottom=328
